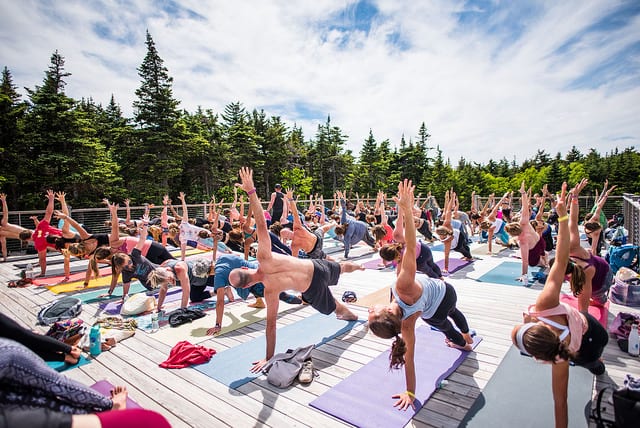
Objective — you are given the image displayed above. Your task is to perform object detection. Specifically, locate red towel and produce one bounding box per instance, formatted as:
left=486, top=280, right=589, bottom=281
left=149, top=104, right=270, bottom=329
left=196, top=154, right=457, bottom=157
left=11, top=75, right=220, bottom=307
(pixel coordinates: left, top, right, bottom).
left=159, top=340, right=216, bottom=369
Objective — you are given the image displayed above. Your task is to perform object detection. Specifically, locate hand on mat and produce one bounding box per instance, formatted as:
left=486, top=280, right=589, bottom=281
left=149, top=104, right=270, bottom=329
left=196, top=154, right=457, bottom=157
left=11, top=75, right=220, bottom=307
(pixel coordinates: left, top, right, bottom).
left=250, top=358, right=268, bottom=373
left=392, top=391, right=415, bottom=411
left=97, top=293, right=112, bottom=299
left=206, top=325, right=221, bottom=336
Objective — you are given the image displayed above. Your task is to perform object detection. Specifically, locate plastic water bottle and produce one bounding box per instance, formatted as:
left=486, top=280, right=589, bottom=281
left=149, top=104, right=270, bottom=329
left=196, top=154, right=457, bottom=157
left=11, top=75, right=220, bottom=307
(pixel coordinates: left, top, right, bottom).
left=629, top=322, right=640, bottom=357
left=25, top=263, right=34, bottom=279
left=89, top=324, right=102, bottom=357
left=151, top=311, right=159, bottom=333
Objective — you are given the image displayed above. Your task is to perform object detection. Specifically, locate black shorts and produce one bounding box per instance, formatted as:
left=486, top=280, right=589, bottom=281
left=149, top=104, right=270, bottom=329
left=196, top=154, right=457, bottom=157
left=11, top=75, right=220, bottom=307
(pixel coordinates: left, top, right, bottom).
left=574, top=312, right=608, bottom=366
left=301, top=260, right=340, bottom=315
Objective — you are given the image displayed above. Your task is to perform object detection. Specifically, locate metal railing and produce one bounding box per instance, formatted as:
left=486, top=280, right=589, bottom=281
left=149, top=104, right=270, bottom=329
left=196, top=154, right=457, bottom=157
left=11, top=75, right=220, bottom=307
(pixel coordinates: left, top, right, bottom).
left=623, top=193, right=640, bottom=245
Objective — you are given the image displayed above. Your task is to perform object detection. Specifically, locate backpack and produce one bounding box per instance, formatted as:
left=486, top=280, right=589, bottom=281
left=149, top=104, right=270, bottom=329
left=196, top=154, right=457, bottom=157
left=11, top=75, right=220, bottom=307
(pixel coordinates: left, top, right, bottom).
left=262, top=344, right=315, bottom=388
left=37, top=296, right=83, bottom=326
left=610, top=268, right=640, bottom=308
left=607, top=245, right=639, bottom=275
left=45, top=318, right=86, bottom=345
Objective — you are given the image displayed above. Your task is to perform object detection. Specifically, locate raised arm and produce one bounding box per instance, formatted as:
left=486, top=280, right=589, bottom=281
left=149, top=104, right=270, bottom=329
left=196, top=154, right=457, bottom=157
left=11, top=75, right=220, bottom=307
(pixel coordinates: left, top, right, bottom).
left=1, top=193, right=8, bottom=226
left=237, top=167, right=272, bottom=261
left=42, top=189, right=55, bottom=223
left=396, top=180, right=417, bottom=292
left=569, top=179, right=588, bottom=254
left=535, top=183, right=568, bottom=311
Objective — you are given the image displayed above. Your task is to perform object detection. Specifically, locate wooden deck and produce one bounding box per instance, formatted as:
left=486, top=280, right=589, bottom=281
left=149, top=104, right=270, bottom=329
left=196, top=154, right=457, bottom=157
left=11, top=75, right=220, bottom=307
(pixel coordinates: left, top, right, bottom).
left=1, top=245, right=638, bottom=428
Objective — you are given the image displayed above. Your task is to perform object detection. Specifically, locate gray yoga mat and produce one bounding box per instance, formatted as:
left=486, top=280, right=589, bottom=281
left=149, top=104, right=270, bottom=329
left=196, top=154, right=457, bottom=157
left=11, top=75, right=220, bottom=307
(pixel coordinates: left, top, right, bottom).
left=459, top=346, right=594, bottom=427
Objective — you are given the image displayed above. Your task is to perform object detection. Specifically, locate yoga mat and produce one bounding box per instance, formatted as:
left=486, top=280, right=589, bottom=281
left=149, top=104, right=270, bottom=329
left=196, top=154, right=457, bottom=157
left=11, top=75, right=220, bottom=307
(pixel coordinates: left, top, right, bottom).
left=560, top=293, right=609, bottom=327
left=150, top=297, right=295, bottom=346
left=362, top=258, right=393, bottom=270
left=74, top=281, right=148, bottom=303
left=194, top=313, right=364, bottom=388
left=460, top=346, right=593, bottom=428
left=429, top=243, right=444, bottom=252
left=46, top=273, right=120, bottom=294
left=38, top=263, right=90, bottom=278
left=470, top=242, right=506, bottom=256
left=90, top=380, right=142, bottom=409
left=436, top=257, right=472, bottom=274
left=46, top=354, right=91, bottom=372
left=33, top=265, right=112, bottom=287
left=474, top=261, right=531, bottom=286
left=99, top=287, right=184, bottom=315
left=310, top=326, right=482, bottom=428
left=352, top=287, right=391, bottom=308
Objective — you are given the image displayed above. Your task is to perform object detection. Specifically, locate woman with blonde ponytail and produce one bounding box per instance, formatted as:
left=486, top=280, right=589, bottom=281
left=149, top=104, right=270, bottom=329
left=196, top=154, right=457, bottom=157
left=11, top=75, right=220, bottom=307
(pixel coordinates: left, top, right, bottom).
left=511, top=180, right=608, bottom=428
left=368, top=179, right=473, bottom=411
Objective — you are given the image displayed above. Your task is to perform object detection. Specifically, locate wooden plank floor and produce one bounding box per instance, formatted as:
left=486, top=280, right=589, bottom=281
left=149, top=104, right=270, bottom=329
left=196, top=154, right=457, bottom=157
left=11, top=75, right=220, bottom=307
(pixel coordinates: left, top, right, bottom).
left=1, top=245, right=639, bottom=428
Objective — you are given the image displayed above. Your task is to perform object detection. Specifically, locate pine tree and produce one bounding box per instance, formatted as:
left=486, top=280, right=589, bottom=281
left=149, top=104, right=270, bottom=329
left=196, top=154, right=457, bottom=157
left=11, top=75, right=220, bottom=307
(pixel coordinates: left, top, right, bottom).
left=0, top=66, right=26, bottom=202
left=131, top=30, right=184, bottom=200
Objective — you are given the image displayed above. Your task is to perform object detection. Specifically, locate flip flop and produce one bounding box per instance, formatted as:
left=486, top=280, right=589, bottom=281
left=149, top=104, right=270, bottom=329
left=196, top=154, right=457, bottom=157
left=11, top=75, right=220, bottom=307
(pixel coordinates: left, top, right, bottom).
left=341, top=291, right=357, bottom=303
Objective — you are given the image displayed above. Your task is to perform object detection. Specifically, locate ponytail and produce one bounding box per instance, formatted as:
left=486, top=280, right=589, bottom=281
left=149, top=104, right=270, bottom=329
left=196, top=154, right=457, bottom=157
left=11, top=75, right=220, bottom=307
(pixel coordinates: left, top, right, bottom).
left=567, top=261, right=585, bottom=297
left=390, top=335, right=407, bottom=369
left=368, top=310, right=406, bottom=370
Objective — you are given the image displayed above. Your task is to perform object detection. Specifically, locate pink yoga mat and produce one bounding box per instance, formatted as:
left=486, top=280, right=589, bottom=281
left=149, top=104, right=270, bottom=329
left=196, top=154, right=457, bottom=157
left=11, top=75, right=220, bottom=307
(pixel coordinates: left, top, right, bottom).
left=560, top=293, right=609, bottom=327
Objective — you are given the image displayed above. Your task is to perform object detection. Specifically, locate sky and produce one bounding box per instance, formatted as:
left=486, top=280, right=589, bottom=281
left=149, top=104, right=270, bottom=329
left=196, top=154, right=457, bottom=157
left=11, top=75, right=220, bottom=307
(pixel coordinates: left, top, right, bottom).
left=1, top=0, right=639, bottom=165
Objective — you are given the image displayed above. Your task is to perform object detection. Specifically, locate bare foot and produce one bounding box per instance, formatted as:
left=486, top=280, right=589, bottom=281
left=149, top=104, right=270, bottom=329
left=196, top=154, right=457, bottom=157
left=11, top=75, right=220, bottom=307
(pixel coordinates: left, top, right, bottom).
left=110, top=385, right=128, bottom=410
left=335, top=304, right=358, bottom=321
left=462, top=332, right=474, bottom=345
left=63, top=353, right=79, bottom=365
left=70, top=345, right=82, bottom=359
left=247, top=297, right=265, bottom=309
left=445, top=338, right=472, bottom=351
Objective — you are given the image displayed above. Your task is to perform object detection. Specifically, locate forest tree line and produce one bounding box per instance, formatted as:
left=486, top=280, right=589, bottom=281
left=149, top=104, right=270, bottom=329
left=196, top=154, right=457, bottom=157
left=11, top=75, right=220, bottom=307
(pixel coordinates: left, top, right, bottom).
left=1, top=31, right=639, bottom=211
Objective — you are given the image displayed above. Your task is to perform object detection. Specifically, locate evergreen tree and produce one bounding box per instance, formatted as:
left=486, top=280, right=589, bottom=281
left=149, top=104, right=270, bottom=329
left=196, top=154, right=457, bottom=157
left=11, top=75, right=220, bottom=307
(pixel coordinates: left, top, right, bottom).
left=131, top=30, right=184, bottom=200
left=0, top=66, right=26, bottom=203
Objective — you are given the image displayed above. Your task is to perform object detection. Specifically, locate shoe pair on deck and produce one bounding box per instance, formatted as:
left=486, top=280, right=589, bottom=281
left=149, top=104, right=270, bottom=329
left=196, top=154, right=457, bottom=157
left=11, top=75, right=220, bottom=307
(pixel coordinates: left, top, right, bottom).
left=298, top=358, right=314, bottom=384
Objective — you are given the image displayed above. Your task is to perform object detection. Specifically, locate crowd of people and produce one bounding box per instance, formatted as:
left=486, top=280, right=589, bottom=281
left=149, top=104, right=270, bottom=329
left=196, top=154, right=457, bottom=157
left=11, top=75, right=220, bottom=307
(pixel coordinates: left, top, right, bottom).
left=0, top=170, right=627, bottom=427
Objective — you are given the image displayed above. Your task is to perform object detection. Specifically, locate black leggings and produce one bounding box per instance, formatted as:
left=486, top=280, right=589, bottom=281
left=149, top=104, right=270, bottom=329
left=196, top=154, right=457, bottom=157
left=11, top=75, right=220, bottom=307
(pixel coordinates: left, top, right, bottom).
left=0, top=312, right=71, bottom=361
left=422, top=282, right=470, bottom=347
left=146, top=242, right=175, bottom=264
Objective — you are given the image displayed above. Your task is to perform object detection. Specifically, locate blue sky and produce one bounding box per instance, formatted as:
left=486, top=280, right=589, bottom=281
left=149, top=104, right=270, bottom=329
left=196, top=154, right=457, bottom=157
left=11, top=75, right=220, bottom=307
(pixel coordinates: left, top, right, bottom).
left=1, top=0, right=638, bottom=164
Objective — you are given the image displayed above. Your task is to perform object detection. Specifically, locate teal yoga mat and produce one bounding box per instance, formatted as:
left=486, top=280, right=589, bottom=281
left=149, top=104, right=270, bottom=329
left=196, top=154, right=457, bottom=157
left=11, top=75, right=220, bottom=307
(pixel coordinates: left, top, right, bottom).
left=46, top=354, right=91, bottom=372
left=475, top=261, right=532, bottom=286
left=460, top=346, right=593, bottom=427
left=74, top=281, right=148, bottom=303
left=193, top=313, right=364, bottom=388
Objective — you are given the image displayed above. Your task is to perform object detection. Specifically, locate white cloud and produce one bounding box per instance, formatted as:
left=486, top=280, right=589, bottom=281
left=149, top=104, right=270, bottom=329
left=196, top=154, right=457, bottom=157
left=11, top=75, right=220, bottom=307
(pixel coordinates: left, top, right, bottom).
left=1, top=0, right=638, bottom=165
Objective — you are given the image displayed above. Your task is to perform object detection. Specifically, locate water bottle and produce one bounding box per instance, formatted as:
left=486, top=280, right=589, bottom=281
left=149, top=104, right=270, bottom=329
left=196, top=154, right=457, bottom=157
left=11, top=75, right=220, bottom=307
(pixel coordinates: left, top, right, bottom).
left=25, top=263, right=34, bottom=279
left=629, top=322, right=640, bottom=357
left=151, top=311, right=159, bottom=333
left=89, top=324, right=102, bottom=357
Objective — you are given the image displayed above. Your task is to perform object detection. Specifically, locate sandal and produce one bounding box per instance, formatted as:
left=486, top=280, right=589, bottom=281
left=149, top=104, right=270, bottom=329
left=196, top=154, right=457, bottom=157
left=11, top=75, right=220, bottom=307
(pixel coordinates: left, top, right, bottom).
left=341, top=291, right=357, bottom=303
left=279, top=292, right=302, bottom=305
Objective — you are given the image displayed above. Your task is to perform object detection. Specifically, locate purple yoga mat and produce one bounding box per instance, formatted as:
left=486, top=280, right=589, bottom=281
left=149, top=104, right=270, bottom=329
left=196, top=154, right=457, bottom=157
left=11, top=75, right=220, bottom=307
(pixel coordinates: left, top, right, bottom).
left=90, top=380, right=142, bottom=409
left=310, top=326, right=482, bottom=428
left=99, top=288, right=183, bottom=315
left=362, top=258, right=391, bottom=270
left=436, top=257, right=472, bottom=274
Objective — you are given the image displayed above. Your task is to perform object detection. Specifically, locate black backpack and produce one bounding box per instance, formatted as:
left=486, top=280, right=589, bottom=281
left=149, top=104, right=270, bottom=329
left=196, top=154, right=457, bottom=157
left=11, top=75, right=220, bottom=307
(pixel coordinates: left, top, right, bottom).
left=37, top=296, right=83, bottom=326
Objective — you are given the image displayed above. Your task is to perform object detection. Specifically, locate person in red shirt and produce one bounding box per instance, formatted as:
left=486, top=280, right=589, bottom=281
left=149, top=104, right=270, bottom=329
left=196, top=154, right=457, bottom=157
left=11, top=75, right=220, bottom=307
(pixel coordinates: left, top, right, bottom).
left=19, top=190, right=77, bottom=278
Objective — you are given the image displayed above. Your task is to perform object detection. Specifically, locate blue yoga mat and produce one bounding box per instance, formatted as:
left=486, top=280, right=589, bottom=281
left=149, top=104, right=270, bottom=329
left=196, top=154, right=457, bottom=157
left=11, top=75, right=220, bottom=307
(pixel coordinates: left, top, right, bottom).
left=460, top=346, right=593, bottom=427
left=475, top=261, right=532, bottom=286
left=46, top=354, right=91, bottom=372
left=429, top=243, right=444, bottom=252
left=310, top=326, right=482, bottom=428
left=194, top=313, right=364, bottom=388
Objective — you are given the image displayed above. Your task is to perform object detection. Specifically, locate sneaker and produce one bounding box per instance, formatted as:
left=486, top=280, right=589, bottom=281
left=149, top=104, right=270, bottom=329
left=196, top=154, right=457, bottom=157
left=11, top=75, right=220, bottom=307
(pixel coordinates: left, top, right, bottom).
left=298, top=358, right=314, bottom=384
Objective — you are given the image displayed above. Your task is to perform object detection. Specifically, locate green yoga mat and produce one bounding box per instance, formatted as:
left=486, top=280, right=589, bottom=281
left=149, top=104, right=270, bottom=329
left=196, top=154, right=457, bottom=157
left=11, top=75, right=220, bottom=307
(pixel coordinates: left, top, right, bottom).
left=474, top=261, right=532, bottom=286
left=194, top=313, right=364, bottom=388
left=460, top=346, right=593, bottom=427
left=74, top=281, right=148, bottom=303
left=46, top=354, right=91, bottom=372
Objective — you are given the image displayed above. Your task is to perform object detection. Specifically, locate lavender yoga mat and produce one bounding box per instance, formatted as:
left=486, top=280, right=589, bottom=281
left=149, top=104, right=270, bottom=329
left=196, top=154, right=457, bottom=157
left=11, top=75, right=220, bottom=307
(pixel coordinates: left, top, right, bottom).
left=98, top=288, right=184, bottom=315
left=436, top=257, right=472, bottom=274
left=90, top=380, right=142, bottom=409
left=310, top=326, right=482, bottom=428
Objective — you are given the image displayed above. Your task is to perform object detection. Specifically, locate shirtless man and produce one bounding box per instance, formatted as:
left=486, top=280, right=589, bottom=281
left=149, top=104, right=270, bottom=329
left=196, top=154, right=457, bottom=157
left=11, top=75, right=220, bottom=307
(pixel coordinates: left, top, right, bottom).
left=229, top=167, right=362, bottom=372
left=283, top=188, right=336, bottom=259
